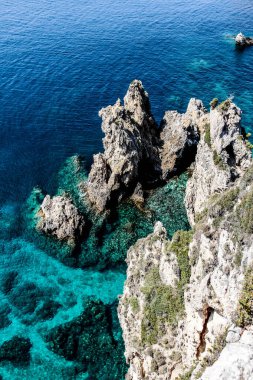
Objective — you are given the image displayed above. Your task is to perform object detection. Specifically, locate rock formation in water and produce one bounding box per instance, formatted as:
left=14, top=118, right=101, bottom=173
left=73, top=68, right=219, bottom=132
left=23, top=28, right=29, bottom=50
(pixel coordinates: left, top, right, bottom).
left=86, top=82, right=206, bottom=212
left=86, top=80, right=162, bottom=212
left=118, top=96, right=253, bottom=380
left=37, top=194, right=85, bottom=243
left=235, top=32, right=253, bottom=47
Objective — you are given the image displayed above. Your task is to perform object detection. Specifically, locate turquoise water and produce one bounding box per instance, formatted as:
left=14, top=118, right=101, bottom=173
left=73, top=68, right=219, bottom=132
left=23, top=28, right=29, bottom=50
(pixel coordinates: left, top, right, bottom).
left=1, top=0, right=253, bottom=378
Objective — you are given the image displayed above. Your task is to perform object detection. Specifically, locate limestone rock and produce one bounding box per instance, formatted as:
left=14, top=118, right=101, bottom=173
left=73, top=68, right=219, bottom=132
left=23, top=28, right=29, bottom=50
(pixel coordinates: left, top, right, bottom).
left=86, top=80, right=161, bottom=212
left=185, top=100, right=252, bottom=225
left=118, top=164, right=253, bottom=379
left=199, top=329, right=253, bottom=380
left=160, top=99, right=206, bottom=180
left=37, top=195, right=85, bottom=243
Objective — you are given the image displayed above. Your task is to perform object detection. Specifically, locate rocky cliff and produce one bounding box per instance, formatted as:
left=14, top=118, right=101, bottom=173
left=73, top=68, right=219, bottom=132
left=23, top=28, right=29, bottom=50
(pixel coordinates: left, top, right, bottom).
left=29, top=80, right=253, bottom=379
left=118, top=95, right=253, bottom=380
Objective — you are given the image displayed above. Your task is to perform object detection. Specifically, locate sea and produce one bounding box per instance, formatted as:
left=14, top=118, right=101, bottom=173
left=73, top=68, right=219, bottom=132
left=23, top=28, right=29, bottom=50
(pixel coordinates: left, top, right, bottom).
left=0, top=0, right=253, bottom=378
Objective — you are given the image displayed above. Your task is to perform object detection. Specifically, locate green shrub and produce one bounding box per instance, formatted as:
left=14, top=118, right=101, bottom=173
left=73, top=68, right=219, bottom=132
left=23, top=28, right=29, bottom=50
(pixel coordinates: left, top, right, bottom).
left=141, top=267, right=182, bottom=345
left=177, top=367, right=195, bottom=380
left=209, top=98, right=218, bottom=109
left=129, top=297, right=140, bottom=313
left=236, top=188, right=253, bottom=233
left=141, top=230, right=193, bottom=346
left=237, top=269, right=253, bottom=327
left=212, top=187, right=239, bottom=216
left=246, top=141, right=253, bottom=150
left=213, top=150, right=226, bottom=170
left=170, top=230, right=193, bottom=288
left=204, top=124, right=211, bottom=147
left=219, top=99, right=231, bottom=112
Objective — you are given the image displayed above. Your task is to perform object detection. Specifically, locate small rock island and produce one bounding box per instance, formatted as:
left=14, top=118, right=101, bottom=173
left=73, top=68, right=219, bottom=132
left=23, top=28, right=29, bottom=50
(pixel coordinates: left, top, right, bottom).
left=235, top=32, right=253, bottom=47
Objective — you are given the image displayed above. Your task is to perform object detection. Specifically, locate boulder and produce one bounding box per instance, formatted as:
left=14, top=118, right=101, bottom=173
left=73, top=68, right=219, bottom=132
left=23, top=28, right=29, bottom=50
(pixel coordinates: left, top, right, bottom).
left=37, top=195, right=85, bottom=242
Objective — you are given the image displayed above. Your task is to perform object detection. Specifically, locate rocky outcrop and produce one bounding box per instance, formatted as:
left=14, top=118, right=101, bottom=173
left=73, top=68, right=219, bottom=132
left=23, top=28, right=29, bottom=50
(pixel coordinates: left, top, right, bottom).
left=235, top=32, right=253, bottom=47
left=86, top=82, right=205, bottom=212
left=160, top=99, right=207, bottom=180
left=185, top=100, right=251, bottom=225
left=37, top=195, right=85, bottom=243
left=118, top=163, right=253, bottom=379
left=86, top=80, right=161, bottom=212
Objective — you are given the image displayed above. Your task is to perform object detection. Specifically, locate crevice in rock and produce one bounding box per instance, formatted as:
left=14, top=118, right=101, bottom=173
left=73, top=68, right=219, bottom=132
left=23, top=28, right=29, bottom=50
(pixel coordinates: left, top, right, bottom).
left=225, top=143, right=236, bottom=167
left=196, top=306, right=214, bottom=358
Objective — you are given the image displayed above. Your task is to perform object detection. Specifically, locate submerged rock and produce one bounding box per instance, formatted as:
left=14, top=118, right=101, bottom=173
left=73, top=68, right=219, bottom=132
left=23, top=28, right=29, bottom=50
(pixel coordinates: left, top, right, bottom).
left=86, top=80, right=161, bottom=212
left=185, top=100, right=251, bottom=225
left=235, top=32, right=253, bottom=47
left=0, top=336, right=32, bottom=366
left=37, top=195, right=85, bottom=243
left=46, top=298, right=128, bottom=379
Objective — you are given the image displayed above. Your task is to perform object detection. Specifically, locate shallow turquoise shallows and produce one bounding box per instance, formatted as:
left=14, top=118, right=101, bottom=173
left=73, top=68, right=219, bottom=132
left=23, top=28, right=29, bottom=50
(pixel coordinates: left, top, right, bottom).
left=0, top=0, right=253, bottom=378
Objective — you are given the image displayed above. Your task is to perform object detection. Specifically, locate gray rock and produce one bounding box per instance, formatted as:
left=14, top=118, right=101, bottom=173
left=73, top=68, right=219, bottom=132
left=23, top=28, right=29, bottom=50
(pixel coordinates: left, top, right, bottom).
left=37, top=195, right=85, bottom=243
left=235, top=32, right=253, bottom=47
left=200, top=329, right=253, bottom=380
left=86, top=80, right=161, bottom=212
left=185, top=100, right=251, bottom=225
left=160, top=98, right=206, bottom=180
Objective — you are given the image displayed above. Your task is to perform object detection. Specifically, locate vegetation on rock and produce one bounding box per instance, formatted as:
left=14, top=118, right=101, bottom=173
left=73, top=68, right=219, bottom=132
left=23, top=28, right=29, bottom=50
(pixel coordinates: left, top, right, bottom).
left=237, top=268, right=253, bottom=327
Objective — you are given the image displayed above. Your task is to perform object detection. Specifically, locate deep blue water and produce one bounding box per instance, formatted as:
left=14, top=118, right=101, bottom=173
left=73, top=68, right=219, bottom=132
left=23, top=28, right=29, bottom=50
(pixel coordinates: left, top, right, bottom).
left=1, top=0, right=253, bottom=378
left=1, top=0, right=253, bottom=204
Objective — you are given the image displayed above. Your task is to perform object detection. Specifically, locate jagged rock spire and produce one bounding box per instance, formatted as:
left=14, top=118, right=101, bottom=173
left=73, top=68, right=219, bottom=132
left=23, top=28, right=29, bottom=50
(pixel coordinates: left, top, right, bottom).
left=86, top=80, right=161, bottom=212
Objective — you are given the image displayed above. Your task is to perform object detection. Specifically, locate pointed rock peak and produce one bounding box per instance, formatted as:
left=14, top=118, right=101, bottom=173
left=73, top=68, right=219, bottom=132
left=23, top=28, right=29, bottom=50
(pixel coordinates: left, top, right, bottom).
left=98, top=97, right=123, bottom=126
left=153, top=221, right=167, bottom=238
left=210, top=99, right=243, bottom=153
left=187, top=98, right=207, bottom=116
left=124, top=79, right=151, bottom=124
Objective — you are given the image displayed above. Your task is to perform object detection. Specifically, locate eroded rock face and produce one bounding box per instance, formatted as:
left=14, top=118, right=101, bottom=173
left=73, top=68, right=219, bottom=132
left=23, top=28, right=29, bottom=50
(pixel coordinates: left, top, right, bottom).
left=160, top=99, right=207, bottom=180
left=37, top=195, right=85, bottom=243
left=118, top=166, right=253, bottom=379
left=185, top=100, right=251, bottom=225
left=86, top=80, right=161, bottom=212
